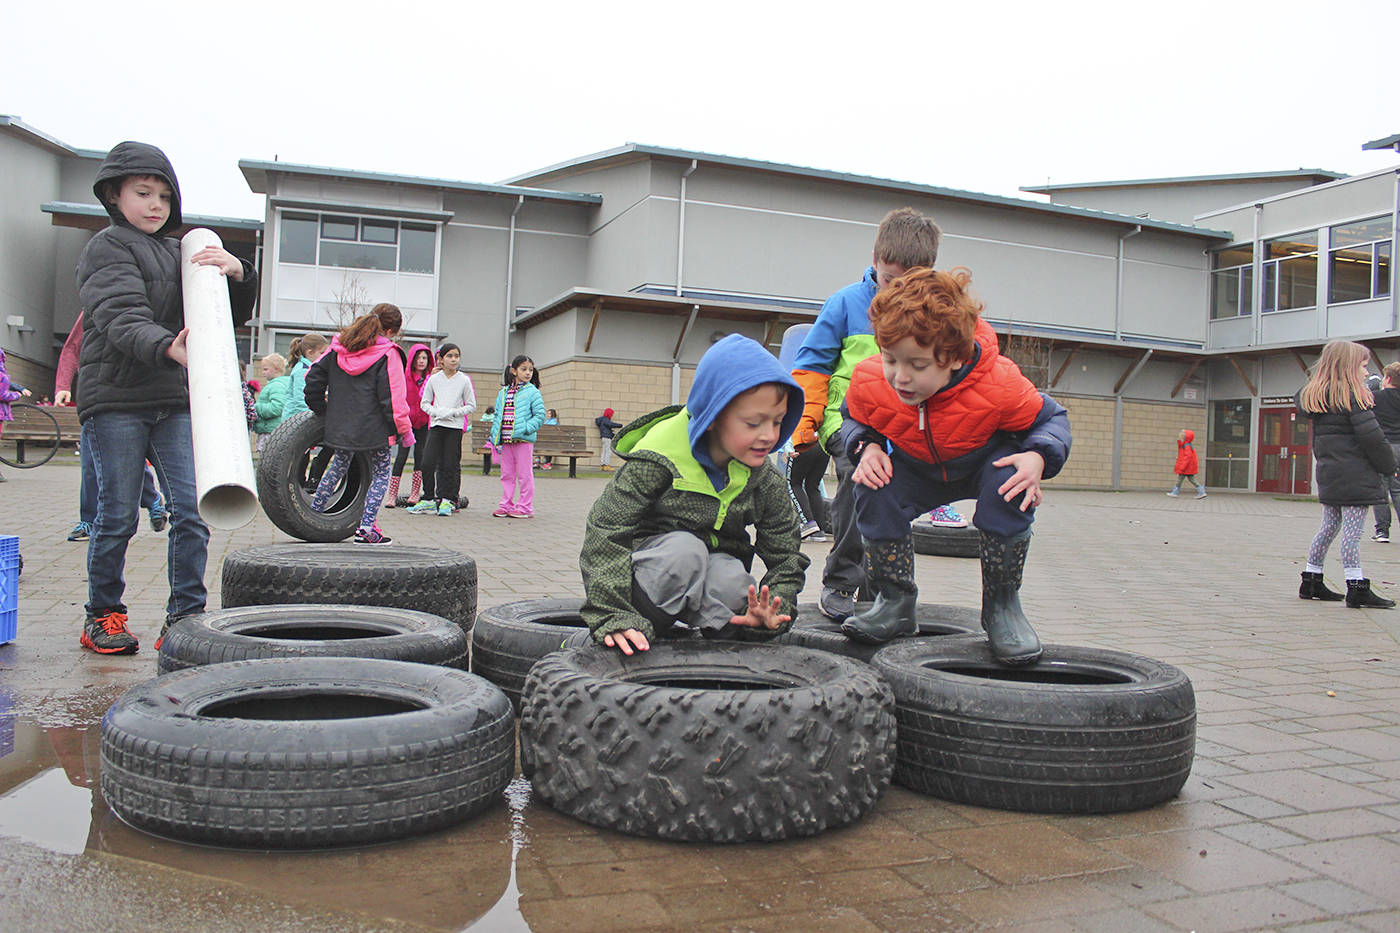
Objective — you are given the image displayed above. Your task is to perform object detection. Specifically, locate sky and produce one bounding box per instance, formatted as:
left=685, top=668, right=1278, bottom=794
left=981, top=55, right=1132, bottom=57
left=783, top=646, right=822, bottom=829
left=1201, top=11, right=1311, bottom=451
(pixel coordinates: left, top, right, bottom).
left=7, top=0, right=1398, bottom=219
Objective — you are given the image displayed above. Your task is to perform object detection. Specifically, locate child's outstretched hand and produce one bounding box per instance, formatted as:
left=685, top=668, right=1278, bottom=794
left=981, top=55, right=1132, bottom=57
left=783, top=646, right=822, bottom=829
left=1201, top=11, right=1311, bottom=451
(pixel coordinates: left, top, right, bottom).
left=994, top=450, right=1046, bottom=511
left=729, top=585, right=790, bottom=630
left=853, top=444, right=893, bottom=489
left=603, top=629, right=650, bottom=655
left=191, top=246, right=245, bottom=281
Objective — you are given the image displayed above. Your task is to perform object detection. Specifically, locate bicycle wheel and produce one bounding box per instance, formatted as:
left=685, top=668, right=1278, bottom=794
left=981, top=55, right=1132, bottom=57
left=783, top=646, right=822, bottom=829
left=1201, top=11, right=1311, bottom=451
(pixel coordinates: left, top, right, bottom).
left=0, top=402, right=61, bottom=468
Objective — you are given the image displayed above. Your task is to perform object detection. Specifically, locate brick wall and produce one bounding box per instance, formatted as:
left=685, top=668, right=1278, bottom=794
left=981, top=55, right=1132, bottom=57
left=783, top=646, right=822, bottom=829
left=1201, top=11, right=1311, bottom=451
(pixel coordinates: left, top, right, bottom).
left=1120, top=400, right=1207, bottom=491
left=1050, top=395, right=1114, bottom=488
left=537, top=360, right=695, bottom=466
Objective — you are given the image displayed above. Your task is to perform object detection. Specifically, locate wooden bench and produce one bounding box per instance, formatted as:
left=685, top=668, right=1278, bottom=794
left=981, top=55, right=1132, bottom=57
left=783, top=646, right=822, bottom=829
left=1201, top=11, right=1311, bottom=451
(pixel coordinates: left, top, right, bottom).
left=480, top=423, right=596, bottom=477
left=1, top=404, right=79, bottom=463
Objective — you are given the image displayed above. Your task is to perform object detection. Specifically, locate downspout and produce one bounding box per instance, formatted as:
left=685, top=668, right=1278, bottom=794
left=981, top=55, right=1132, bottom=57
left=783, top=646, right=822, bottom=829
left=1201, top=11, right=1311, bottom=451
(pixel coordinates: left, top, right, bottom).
left=676, top=160, right=698, bottom=297
left=503, top=194, right=524, bottom=366
left=1114, top=224, right=1141, bottom=340
left=1252, top=203, right=1263, bottom=346
left=252, top=226, right=264, bottom=359
left=1391, top=170, right=1399, bottom=331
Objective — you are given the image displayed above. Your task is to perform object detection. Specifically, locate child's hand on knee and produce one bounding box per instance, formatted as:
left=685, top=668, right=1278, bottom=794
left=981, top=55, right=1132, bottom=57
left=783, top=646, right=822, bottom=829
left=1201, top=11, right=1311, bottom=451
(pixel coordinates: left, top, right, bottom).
left=730, top=585, right=790, bottom=630
left=603, top=629, right=650, bottom=655
left=993, top=451, right=1046, bottom=511
left=853, top=446, right=893, bottom=488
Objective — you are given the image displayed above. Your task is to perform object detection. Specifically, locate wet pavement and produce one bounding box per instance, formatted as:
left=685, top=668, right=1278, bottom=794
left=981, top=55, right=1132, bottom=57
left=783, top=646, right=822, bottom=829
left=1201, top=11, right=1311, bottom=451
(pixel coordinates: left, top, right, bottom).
left=2, top=460, right=1399, bottom=932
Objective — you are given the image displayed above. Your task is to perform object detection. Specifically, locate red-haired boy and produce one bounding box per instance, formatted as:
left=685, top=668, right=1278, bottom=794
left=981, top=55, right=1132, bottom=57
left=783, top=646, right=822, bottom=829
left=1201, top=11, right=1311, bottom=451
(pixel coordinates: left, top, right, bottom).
left=835, top=267, right=1071, bottom=664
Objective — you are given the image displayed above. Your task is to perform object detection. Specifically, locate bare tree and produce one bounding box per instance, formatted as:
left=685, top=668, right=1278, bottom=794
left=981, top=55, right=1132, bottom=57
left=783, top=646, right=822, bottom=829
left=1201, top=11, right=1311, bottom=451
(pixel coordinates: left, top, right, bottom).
left=1001, top=332, right=1051, bottom=389
left=328, top=272, right=370, bottom=327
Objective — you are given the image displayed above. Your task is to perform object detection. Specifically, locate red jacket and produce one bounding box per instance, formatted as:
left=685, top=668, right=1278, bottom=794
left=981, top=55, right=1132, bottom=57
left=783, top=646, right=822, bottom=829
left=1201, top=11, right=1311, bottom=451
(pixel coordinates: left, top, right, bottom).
left=845, top=319, right=1045, bottom=466
left=1175, top=431, right=1199, bottom=474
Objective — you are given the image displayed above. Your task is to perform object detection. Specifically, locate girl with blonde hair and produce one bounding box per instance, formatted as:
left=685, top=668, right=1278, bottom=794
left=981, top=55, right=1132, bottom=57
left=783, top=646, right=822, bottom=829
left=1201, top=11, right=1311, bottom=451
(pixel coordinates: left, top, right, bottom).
left=1297, top=340, right=1397, bottom=608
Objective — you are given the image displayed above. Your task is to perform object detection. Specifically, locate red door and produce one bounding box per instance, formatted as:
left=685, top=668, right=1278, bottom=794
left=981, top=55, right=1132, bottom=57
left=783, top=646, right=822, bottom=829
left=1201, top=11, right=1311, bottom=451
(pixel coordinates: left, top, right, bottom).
left=1257, top=407, right=1311, bottom=494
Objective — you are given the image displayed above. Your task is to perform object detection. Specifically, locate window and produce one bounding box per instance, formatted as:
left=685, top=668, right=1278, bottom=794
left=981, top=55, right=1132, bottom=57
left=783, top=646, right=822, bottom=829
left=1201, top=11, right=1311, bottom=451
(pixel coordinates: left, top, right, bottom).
left=277, top=211, right=438, bottom=274
left=1210, top=245, right=1253, bottom=320
left=1329, top=217, right=1392, bottom=304
left=1262, top=232, right=1318, bottom=312
left=1205, top=399, right=1251, bottom=490
left=279, top=213, right=318, bottom=264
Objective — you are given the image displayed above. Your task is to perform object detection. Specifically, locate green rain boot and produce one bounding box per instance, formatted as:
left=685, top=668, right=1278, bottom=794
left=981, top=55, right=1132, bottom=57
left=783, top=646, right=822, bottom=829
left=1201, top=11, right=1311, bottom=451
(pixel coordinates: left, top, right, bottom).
left=980, top=529, right=1043, bottom=666
left=840, top=536, right=918, bottom=645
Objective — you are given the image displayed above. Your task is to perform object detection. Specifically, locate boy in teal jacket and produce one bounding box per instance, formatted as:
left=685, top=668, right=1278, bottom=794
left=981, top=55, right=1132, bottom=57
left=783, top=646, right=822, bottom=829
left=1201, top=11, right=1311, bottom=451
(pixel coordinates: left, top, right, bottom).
left=579, top=335, right=810, bottom=653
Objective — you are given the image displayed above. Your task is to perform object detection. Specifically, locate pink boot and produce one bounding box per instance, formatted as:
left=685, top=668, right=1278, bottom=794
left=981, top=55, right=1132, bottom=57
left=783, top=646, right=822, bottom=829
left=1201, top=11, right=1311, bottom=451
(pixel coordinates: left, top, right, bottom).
left=383, top=475, right=401, bottom=508
left=406, top=471, right=422, bottom=505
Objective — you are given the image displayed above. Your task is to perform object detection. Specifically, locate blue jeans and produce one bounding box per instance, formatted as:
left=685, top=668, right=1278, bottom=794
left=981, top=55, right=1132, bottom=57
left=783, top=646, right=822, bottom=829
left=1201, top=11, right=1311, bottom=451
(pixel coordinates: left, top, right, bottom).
left=79, top=420, right=163, bottom=524
left=86, top=410, right=209, bottom=618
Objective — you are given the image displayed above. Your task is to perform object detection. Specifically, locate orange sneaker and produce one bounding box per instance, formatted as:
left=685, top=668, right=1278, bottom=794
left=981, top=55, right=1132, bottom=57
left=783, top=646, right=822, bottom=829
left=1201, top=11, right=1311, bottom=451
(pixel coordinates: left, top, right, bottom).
left=80, top=610, right=139, bottom=655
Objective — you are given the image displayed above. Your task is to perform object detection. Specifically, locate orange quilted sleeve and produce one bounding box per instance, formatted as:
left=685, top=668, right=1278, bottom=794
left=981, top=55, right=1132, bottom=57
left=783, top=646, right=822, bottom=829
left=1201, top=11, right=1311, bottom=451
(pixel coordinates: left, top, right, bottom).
left=790, top=369, right=830, bottom=449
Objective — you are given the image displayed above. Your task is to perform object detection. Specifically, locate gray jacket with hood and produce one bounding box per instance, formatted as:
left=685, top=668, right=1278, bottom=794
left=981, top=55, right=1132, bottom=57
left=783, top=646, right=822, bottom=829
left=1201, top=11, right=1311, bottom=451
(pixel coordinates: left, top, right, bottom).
left=75, top=141, right=257, bottom=421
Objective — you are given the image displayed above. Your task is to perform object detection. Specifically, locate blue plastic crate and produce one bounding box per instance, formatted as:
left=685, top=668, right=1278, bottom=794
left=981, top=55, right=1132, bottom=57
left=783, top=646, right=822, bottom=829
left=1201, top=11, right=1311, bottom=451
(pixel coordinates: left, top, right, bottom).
left=0, top=535, right=17, bottom=644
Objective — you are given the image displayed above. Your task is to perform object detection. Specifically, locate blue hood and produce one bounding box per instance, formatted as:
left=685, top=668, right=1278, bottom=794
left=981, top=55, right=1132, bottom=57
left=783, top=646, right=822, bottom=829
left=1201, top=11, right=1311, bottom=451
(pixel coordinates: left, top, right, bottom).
left=685, top=334, right=804, bottom=456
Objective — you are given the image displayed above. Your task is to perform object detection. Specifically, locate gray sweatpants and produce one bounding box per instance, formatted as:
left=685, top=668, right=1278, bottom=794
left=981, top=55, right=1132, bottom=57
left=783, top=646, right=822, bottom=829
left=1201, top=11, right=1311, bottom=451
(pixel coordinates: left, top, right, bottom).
left=631, top=530, right=755, bottom=634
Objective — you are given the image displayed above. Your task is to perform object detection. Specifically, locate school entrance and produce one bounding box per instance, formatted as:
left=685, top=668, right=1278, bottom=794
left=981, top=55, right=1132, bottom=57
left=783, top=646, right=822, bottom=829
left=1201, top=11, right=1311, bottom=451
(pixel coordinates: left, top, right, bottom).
left=1257, top=400, right=1311, bottom=495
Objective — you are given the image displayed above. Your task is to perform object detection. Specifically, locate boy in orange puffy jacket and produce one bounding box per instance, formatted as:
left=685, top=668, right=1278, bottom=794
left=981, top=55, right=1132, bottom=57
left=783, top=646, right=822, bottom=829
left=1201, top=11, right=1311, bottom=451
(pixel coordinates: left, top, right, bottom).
left=1166, top=429, right=1206, bottom=499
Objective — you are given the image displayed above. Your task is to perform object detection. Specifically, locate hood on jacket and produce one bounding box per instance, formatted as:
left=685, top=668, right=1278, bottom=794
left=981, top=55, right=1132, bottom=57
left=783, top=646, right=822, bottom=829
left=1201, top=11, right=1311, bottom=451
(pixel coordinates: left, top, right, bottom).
left=331, top=335, right=397, bottom=375
left=93, top=141, right=183, bottom=236
left=406, top=343, right=435, bottom=382
left=685, top=334, right=803, bottom=456
left=1181, top=429, right=1195, bottom=444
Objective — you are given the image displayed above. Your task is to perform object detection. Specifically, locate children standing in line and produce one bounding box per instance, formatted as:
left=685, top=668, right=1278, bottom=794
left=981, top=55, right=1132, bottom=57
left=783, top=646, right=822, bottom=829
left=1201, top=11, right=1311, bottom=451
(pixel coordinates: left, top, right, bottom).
left=77, top=141, right=258, bottom=654
left=579, top=334, right=810, bottom=653
left=1296, top=340, right=1397, bottom=608
left=836, top=268, right=1071, bottom=665
left=1166, top=429, right=1206, bottom=499
left=386, top=343, right=435, bottom=508
left=791, top=207, right=942, bottom=621
left=409, top=343, right=475, bottom=516
left=304, top=313, right=415, bottom=544
left=595, top=407, right=622, bottom=471
left=490, top=355, right=546, bottom=518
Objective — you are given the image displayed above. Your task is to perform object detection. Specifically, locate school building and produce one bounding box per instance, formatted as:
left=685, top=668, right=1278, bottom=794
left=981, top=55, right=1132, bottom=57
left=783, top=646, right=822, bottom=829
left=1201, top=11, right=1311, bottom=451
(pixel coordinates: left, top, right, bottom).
left=5, top=113, right=1398, bottom=493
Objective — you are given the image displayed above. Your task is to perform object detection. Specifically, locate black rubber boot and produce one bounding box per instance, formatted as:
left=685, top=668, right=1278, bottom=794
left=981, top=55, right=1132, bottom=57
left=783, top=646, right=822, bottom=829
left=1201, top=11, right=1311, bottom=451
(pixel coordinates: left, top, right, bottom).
left=1299, top=572, right=1344, bottom=601
left=1345, top=578, right=1396, bottom=609
left=840, top=536, right=918, bottom=645
left=980, top=529, right=1043, bottom=666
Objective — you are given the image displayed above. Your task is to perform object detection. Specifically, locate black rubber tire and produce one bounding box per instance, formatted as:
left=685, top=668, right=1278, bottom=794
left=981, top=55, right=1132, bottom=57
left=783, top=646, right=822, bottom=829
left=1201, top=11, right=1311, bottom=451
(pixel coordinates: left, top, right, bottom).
left=100, top=657, right=514, bottom=848
left=256, top=411, right=370, bottom=542
left=157, top=604, right=469, bottom=674
left=471, top=598, right=594, bottom=711
left=872, top=637, right=1196, bottom=814
left=221, top=544, right=478, bottom=635
left=776, top=602, right=981, bottom=662
left=911, top=519, right=980, bottom=558
left=519, top=641, right=896, bottom=842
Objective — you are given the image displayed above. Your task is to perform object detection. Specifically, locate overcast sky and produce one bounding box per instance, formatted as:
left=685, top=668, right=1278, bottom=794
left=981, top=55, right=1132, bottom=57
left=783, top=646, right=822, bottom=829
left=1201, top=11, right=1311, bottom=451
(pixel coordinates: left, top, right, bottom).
left=8, top=0, right=1397, bottom=219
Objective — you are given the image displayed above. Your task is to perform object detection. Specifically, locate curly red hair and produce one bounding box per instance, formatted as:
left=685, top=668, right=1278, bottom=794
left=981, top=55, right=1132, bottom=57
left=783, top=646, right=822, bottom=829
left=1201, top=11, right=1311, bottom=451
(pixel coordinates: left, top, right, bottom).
left=869, top=267, right=982, bottom=363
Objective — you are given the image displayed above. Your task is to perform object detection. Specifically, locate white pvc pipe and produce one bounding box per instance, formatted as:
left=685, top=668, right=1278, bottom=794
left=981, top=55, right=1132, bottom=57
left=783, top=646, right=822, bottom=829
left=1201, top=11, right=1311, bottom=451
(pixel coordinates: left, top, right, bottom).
left=180, top=229, right=259, bottom=529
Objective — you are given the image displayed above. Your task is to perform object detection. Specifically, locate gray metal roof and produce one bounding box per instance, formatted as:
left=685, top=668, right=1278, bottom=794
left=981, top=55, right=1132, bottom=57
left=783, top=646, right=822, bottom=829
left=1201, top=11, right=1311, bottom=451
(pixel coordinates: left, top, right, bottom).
left=238, top=159, right=602, bottom=205
left=1362, top=134, right=1400, bottom=151
left=41, top=201, right=263, bottom=231
left=503, top=143, right=1234, bottom=240
left=1020, top=169, right=1344, bottom=193
left=0, top=115, right=106, bottom=160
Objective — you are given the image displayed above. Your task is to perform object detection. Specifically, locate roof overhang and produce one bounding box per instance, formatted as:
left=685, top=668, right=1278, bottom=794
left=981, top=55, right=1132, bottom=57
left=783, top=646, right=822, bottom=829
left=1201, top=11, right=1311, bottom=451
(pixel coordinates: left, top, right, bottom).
left=514, top=287, right=818, bottom=333
left=238, top=159, right=602, bottom=206
left=269, top=196, right=453, bottom=223
left=1362, top=133, right=1400, bottom=152
left=41, top=201, right=263, bottom=244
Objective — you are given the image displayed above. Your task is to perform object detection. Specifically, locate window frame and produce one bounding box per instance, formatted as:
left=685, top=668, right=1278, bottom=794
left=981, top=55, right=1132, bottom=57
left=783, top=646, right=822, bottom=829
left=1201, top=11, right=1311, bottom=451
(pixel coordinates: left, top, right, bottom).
left=1261, top=230, right=1319, bottom=314
left=1327, top=215, right=1392, bottom=306
left=1209, top=244, right=1254, bottom=321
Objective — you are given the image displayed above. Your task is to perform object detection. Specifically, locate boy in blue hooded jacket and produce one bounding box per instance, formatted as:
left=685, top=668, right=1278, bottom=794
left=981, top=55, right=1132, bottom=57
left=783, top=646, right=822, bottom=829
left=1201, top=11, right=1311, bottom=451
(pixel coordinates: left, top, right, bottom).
left=579, top=335, right=810, bottom=653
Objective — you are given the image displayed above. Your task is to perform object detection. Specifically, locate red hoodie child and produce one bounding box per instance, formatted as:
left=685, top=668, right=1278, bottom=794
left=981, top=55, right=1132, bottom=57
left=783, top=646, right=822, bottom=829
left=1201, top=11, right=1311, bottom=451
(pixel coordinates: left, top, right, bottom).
left=1168, top=429, right=1205, bottom=498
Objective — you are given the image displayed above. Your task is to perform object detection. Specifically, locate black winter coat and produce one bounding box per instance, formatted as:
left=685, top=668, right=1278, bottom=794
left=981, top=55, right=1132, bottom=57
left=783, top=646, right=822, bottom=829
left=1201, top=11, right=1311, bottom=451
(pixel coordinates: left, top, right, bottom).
left=1297, top=392, right=1398, bottom=506
left=304, top=353, right=395, bottom=451
left=1373, top=387, right=1400, bottom=443
left=75, top=142, right=257, bottom=421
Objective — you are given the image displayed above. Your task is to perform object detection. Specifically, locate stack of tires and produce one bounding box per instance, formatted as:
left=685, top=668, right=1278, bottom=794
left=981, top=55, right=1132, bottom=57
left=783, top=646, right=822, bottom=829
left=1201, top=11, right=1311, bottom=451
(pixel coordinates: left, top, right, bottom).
left=100, top=414, right=509, bottom=849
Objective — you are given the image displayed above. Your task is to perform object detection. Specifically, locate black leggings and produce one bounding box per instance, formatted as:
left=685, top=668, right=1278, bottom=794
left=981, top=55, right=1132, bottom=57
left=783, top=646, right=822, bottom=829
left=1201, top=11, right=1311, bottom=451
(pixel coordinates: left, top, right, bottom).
left=392, top=424, right=428, bottom=477
left=788, top=444, right=832, bottom=532
left=419, top=426, right=463, bottom=503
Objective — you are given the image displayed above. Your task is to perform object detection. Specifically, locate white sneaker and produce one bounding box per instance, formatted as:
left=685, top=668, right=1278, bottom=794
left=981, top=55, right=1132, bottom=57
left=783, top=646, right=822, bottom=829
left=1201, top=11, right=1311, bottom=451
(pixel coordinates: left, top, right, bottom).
left=1195, top=491, right=1207, bottom=499
left=799, top=520, right=821, bottom=539
left=1374, top=531, right=1390, bottom=543
left=1166, top=489, right=1179, bottom=497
